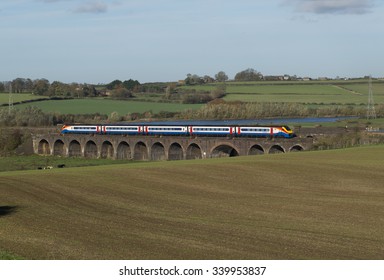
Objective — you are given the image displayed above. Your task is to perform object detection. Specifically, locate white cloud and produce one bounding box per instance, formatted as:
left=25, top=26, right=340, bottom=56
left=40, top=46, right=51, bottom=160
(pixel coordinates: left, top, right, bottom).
left=283, top=0, right=374, bottom=14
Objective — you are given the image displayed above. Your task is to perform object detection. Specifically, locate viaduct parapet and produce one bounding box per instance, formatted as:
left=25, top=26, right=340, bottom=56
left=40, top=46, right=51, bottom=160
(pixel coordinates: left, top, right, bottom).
left=32, top=134, right=314, bottom=161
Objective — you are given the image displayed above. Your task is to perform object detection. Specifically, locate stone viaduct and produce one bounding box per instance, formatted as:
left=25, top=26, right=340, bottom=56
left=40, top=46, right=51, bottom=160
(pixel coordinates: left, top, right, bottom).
left=32, top=133, right=314, bottom=161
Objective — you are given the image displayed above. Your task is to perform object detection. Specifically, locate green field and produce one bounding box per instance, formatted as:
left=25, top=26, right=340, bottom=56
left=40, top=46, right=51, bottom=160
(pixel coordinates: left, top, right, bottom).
left=3, top=80, right=384, bottom=116
left=12, top=99, right=202, bottom=115
left=1, top=145, right=383, bottom=259
left=182, top=80, right=384, bottom=104
left=0, top=93, right=48, bottom=104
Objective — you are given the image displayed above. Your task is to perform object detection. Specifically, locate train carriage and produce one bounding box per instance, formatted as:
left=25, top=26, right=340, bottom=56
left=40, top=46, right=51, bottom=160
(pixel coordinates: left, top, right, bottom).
left=238, top=126, right=272, bottom=137
left=144, top=125, right=189, bottom=136
left=103, top=125, right=142, bottom=135
left=61, top=125, right=101, bottom=134
left=237, top=125, right=293, bottom=138
left=190, top=126, right=234, bottom=136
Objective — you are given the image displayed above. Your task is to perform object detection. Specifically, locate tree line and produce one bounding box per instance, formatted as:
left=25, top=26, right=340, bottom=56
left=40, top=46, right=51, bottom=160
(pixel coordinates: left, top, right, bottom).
left=1, top=78, right=100, bottom=97
left=1, top=67, right=293, bottom=97
left=183, top=69, right=263, bottom=85
left=0, top=78, right=144, bottom=98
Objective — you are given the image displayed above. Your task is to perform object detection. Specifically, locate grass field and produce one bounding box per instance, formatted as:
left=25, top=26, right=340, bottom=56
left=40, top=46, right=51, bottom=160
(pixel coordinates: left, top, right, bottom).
left=0, top=93, right=48, bottom=104
left=12, top=99, right=202, bottom=115
left=4, top=80, right=384, bottom=115
left=182, top=80, right=384, bottom=104
left=1, top=145, right=383, bottom=259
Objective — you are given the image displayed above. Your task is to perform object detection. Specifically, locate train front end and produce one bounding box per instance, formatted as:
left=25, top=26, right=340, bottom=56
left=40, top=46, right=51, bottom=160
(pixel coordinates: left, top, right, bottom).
left=278, top=126, right=295, bottom=138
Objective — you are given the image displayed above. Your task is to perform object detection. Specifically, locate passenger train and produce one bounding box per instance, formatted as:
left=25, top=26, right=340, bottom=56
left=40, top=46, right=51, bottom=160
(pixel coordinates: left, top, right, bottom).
left=61, top=124, right=295, bottom=138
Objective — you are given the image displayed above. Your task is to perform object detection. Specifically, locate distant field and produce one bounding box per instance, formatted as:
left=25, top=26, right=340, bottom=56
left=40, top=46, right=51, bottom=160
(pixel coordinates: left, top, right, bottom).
left=12, top=99, right=202, bottom=115
left=1, top=145, right=383, bottom=259
left=3, top=80, right=384, bottom=115
left=182, top=80, right=384, bottom=104
left=0, top=93, right=48, bottom=105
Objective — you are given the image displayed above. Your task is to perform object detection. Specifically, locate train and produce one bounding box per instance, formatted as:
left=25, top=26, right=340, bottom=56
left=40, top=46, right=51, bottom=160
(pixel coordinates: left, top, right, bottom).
left=60, top=124, right=295, bottom=138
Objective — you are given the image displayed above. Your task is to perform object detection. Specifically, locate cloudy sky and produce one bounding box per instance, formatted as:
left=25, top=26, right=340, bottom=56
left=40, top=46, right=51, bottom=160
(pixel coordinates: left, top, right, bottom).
left=1, top=0, right=383, bottom=83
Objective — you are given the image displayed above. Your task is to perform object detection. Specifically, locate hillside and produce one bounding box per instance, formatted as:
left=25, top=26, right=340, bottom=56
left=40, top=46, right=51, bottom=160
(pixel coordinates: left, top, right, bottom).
left=1, top=145, right=384, bottom=259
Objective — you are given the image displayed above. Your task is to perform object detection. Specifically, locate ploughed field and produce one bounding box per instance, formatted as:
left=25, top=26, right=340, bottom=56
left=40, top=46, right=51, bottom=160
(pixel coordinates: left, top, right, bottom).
left=1, top=145, right=384, bottom=259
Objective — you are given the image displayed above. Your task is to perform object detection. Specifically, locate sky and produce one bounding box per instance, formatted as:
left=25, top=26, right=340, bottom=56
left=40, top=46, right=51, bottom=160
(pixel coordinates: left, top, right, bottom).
left=1, top=0, right=383, bottom=84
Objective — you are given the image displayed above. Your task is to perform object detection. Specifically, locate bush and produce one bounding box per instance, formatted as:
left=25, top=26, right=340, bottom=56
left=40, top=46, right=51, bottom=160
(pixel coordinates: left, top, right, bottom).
left=0, top=129, right=23, bottom=155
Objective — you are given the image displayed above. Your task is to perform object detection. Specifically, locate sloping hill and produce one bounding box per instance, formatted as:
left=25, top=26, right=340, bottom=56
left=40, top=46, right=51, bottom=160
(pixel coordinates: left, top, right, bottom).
left=1, top=146, right=383, bottom=259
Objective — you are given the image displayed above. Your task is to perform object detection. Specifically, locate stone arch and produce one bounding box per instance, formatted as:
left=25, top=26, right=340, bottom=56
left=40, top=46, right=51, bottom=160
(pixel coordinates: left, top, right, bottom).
left=84, top=140, right=98, bottom=158
left=269, top=145, right=285, bottom=154
left=68, top=140, right=82, bottom=157
left=186, top=143, right=202, bottom=160
left=168, top=142, right=184, bottom=160
left=38, top=139, right=50, bottom=155
left=211, top=144, right=239, bottom=158
left=53, top=139, right=65, bottom=156
left=290, top=145, right=304, bottom=152
left=134, top=142, right=148, bottom=161
left=101, top=141, right=114, bottom=159
left=116, top=141, right=131, bottom=160
left=249, top=144, right=264, bottom=155
left=151, top=142, right=166, bottom=161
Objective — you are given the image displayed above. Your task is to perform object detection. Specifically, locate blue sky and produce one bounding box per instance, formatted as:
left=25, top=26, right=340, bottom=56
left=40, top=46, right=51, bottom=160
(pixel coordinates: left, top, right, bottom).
left=1, top=0, right=383, bottom=83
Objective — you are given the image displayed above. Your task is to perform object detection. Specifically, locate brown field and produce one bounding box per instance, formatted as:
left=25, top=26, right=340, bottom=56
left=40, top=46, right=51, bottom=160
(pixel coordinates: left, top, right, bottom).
left=1, top=145, right=384, bottom=260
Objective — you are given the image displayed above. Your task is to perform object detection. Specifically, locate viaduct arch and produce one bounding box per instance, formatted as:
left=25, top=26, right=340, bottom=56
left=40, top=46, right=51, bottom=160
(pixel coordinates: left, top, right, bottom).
left=32, top=134, right=313, bottom=161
